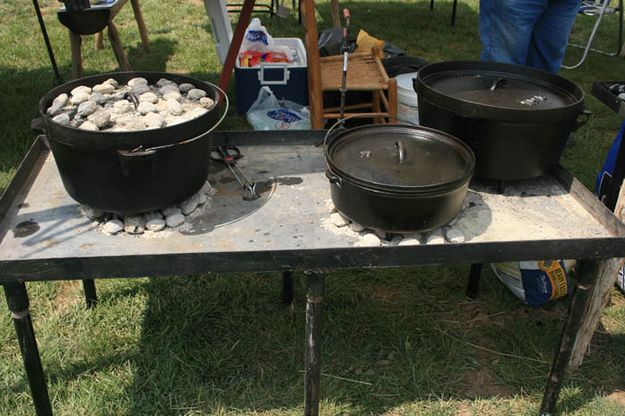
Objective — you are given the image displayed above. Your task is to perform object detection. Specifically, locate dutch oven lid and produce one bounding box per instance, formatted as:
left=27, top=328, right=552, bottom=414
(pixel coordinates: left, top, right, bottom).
left=326, top=124, right=475, bottom=193
left=416, top=61, right=584, bottom=119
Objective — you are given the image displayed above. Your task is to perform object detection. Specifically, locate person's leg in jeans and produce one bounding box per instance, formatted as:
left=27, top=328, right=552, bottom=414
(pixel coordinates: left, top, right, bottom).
left=480, top=0, right=548, bottom=65
left=527, top=0, right=581, bottom=73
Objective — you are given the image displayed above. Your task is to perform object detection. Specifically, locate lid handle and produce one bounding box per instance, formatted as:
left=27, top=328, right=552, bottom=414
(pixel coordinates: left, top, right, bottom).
left=395, top=141, right=406, bottom=164
left=489, top=77, right=508, bottom=91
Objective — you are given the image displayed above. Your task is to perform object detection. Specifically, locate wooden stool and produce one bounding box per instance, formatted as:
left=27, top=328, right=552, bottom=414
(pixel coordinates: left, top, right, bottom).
left=59, top=0, right=149, bottom=79
left=302, top=0, right=397, bottom=128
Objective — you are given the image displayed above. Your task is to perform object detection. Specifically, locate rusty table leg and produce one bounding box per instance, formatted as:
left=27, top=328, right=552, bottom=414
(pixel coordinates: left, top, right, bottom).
left=540, top=259, right=598, bottom=415
left=82, top=279, right=97, bottom=308
left=304, top=271, right=325, bottom=416
left=3, top=282, right=52, bottom=416
left=466, top=263, right=482, bottom=299
left=282, top=271, right=294, bottom=305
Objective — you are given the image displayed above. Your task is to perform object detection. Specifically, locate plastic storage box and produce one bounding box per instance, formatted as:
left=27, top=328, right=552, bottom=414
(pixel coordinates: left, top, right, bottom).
left=235, top=37, right=309, bottom=113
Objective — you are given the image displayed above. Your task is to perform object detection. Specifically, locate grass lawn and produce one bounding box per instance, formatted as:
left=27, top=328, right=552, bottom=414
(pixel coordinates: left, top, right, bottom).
left=1, top=0, right=625, bottom=415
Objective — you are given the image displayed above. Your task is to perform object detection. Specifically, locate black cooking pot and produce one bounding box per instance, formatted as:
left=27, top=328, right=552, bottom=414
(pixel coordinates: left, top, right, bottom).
left=325, top=123, right=475, bottom=233
left=414, top=61, right=588, bottom=180
left=38, top=72, right=226, bottom=214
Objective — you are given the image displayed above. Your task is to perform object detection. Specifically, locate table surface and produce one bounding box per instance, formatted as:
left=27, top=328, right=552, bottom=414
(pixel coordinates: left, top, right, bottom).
left=1, top=130, right=624, bottom=282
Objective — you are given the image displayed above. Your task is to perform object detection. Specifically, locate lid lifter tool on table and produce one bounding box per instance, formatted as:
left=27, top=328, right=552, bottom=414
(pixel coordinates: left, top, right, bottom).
left=211, top=145, right=259, bottom=201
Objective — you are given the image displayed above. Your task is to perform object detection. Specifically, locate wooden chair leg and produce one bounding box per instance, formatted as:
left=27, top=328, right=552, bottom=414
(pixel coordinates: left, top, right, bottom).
left=372, top=90, right=382, bottom=124
left=69, top=31, right=83, bottom=79
left=107, top=22, right=131, bottom=71
left=387, top=78, right=398, bottom=124
left=302, top=0, right=324, bottom=129
left=130, top=0, right=150, bottom=51
left=94, top=31, right=104, bottom=50
left=313, top=96, right=325, bottom=129
left=330, top=0, right=340, bottom=27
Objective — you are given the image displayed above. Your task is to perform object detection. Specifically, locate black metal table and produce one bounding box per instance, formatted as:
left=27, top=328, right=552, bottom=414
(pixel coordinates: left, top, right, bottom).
left=2, top=130, right=625, bottom=416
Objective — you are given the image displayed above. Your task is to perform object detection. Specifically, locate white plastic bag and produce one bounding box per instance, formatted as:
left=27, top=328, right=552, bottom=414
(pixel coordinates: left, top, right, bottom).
left=241, top=18, right=273, bottom=52
left=246, top=87, right=310, bottom=130
left=239, top=18, right=292, bottom=64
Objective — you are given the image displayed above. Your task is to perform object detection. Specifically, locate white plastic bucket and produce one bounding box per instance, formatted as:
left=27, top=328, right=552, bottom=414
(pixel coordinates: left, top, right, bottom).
left=395, top=72, right=419, bottom=125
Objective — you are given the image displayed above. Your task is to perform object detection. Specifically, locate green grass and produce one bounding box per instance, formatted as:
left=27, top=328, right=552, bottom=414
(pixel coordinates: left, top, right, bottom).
left=1, top=0, right=625, bottom=415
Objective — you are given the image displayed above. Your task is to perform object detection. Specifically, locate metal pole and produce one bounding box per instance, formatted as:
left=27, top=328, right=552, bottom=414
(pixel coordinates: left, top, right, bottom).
left=338, top=9, right=350, bottom=121
left=82, top=279, right=97, bottom=308
left=281, top=271, right=294, bottom=305
left=451, top=0, right=457, bottom=26
left=3, top=282, right=53, bottom=416
left=304, top=271, right=325, bottom=416
left=32, top=0, right=63, bottom=84
left=466, top=263, right=482, bottom=299
left=540, top=260, right=598, bottom=415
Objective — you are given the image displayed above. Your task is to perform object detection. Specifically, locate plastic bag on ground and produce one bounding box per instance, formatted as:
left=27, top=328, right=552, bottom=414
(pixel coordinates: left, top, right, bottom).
left=491, top=260, right=575, bottom=307
left=246, top=87, right=310, bottom=130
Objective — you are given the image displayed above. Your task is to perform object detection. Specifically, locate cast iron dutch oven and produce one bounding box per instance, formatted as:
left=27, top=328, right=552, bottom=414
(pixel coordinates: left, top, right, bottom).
left=414, top=61, right=588, bottom=180
left=325, top=123, right=475, bottom=233
left=37, top=72, right=227, bottom=214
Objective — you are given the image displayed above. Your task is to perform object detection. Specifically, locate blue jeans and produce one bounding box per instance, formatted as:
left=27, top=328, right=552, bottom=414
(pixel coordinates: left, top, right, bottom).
left=480, top=0, right=581, bottom=73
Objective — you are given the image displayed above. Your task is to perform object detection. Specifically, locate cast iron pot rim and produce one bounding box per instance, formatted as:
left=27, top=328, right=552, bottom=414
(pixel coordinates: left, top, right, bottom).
left=415, top=60, right=585, bottom=122
left=39, top=71, right=223, bottom=149
left=325, top=123, right=476, bottom=194
left=326, top=167, right=472, bottom=197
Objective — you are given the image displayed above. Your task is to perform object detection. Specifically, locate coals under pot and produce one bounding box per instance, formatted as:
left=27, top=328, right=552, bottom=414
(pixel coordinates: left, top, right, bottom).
left=325, top=124, right=475, bottom=233
left=38, top=72, right=226, bottom=214
left=414, top=61, right=588, bottom=181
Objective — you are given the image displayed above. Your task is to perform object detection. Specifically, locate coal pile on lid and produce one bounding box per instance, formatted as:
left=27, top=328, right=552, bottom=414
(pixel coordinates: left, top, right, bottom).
left=46, top=76, right=216, bottom=132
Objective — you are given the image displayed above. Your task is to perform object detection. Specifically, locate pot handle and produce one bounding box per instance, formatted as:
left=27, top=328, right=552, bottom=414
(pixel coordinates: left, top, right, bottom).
left=31, top=117, right=46, bottom=133
left=489, top=77, right=507, bottom=91
left=325, top=170, right=343, bottom=188
left=573, top=109, right=592, bottom=132
left=321, top=114, right=418, bottom=148
left=135, top=82, right=230, bottom=153
left=123, top=92, right=140, bottom=109
left=396, top=141, right=406, bottom=163
left=118, top=148, right=158, bottom=176
left=321, top=114, right=418, bottom=177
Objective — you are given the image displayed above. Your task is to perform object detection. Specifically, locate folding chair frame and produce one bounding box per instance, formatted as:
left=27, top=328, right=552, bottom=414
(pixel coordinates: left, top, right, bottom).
left=563, top=0, right=624, bottom=69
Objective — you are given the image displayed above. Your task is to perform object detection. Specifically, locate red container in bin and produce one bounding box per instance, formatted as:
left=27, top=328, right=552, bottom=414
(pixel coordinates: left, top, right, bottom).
left=235, top=38, right=309, bottom=113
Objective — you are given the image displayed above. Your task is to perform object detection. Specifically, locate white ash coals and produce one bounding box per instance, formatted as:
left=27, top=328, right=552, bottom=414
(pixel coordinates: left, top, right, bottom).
left=85, top=181, right=216, bottom=237
left=322, top=210, right=425, bottom=247
left=47, top=77, right=216, bottom=132
left=321, top=192, right=490, bottom=246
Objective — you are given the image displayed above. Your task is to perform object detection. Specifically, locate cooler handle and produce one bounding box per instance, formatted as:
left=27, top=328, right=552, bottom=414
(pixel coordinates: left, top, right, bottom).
left=258, top=63, right=290, bottom=85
